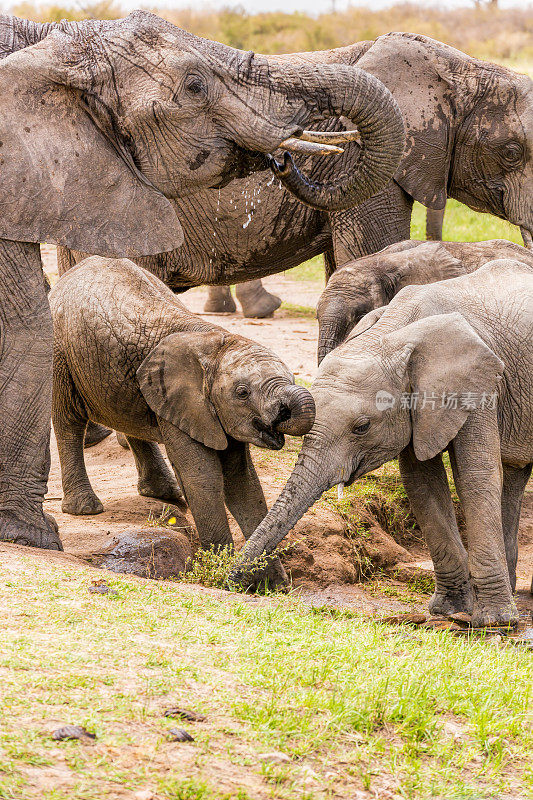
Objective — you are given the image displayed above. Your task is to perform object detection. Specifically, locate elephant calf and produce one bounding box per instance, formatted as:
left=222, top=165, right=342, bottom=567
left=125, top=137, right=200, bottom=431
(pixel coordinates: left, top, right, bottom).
left=234, top=258, right=533, bottom=627
left=50, top=258, right=315, bottom=566
left=317, top=239, right=533, bottom=363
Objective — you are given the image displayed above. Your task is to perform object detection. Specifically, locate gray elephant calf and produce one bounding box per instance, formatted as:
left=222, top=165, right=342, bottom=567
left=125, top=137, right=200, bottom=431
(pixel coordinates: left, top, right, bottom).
left=233, top=258, right=533, bottom=627
left=317, top=239, right=533, bottom=363
left=50, top=258, right=315, bottom=564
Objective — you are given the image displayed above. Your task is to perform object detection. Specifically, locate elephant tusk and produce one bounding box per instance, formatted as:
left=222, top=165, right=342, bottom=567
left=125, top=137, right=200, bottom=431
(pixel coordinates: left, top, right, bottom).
left=337, top=482, right=345, bottom=500
left=520, top=226, right=533, bottom=250
left=300, top=129, right=362, bottom=146
left=277, top=137, right=344, bottom=157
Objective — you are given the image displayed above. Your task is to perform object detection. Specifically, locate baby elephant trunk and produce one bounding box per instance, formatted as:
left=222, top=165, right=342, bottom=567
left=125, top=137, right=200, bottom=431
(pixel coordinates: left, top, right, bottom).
left=275, top=385, right=316, bottom=436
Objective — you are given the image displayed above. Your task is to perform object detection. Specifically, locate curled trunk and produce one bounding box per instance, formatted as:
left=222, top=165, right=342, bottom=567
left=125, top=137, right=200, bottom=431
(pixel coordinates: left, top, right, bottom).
left=276, top=384, right=316, bottom=436
left=264, top=62, right=405, bottom=212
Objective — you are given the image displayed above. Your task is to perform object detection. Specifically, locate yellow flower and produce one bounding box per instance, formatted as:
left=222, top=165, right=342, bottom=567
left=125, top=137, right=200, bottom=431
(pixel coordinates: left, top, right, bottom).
left=168, top=517, right=176, bottom=525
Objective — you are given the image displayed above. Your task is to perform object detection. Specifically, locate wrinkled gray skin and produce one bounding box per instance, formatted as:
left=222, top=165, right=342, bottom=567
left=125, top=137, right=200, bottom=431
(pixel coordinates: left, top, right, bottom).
left=185, top=33, right=533, bottom=315
left=232, top=259, right=533, bottom=627
left=0, top=12, right=403, bottom=551
left=51, top=257, right=315, bottom=585
left=318, top=239, right=533, bottom=363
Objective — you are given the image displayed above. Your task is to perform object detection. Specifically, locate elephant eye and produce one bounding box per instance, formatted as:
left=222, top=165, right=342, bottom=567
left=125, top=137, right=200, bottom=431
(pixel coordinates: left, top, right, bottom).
left=185, top=76, right=206, bottom=97
left=235, top=384, right=251, bottom=400
left=501, top=140, right=523, bottom=164
left=352, top=420, right=370, bottom=435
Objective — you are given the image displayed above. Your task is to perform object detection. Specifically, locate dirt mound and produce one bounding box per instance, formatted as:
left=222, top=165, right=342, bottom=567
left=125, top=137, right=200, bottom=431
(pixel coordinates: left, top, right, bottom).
left=88, top=525, right=194, bottom=580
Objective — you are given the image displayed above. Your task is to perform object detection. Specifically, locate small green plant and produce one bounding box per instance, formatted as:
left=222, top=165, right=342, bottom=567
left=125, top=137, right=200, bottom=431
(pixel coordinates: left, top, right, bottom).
left=178, top=545, right=242, bottom=589
left=178, top=543, right=295, bottom=592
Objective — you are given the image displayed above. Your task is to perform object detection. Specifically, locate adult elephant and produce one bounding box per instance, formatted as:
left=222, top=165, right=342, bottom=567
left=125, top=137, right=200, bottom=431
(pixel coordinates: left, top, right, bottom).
left=0, top=12, right=405, bottom=550
left=166, top=32, right=531, bottom=316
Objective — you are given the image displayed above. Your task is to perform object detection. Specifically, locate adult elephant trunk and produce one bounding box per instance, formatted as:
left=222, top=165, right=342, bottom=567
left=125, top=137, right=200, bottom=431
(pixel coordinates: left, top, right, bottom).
left=276, top=384, right=316, bottom=436
left=262, top=61, right=405, bottom=212
left=230, top=55, right=405, bottom=213
left=230, top=442, right=330, bottom=584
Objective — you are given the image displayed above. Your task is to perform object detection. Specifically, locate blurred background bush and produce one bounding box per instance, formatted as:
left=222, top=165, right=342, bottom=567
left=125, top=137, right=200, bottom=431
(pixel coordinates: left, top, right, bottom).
left=8, top=1, right=533, bottom=70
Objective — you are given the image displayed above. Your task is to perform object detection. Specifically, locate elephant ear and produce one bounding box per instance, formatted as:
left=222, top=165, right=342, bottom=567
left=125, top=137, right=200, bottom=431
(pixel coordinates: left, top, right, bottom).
left=0, top=31, right=183, bottom=257
left=384, top=313, right=504, bottom=461
left=137, top=332, right=228, bottom=451
left=357, top=33, right=474, bottom=210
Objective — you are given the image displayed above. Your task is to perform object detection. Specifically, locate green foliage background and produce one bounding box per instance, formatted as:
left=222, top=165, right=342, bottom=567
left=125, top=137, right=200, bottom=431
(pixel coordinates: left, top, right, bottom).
left=10, top=1, right=533, bottom=69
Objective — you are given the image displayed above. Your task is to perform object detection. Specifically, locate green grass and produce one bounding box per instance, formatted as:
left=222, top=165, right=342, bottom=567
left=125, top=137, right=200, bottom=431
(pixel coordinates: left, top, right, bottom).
left=1, top=554, right=531, bottom=799
left=286, top=199, right=524, bottom=284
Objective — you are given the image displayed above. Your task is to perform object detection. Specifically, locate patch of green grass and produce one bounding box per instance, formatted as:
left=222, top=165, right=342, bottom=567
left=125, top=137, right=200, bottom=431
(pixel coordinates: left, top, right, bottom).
left=410, top=199, right=523, bottom=244
left=285, top=254, right=324, bottom=283
left=1, top=554, right=532, bottom=799
left=279, top=301, right=316, bottom=319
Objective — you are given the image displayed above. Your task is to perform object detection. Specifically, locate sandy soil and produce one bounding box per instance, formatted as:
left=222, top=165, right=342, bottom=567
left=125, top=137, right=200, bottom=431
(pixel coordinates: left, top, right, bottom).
left=39, top=246, right=533, bottom=616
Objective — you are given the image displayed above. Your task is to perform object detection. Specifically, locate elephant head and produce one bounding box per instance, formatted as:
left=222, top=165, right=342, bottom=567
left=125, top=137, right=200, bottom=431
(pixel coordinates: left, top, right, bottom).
left=355, top=33, right=533, bottom=244
left=317, top=240, right=423, bottom=363
left=231, top=310, right=503, bottom=579
left=137, top=330, right=315, bottom=451
left=0, top=11, right=405, bottom=257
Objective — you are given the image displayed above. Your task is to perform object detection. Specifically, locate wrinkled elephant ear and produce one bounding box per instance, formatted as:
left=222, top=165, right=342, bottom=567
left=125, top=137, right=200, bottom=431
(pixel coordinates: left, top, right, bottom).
left=357, top=33, right=467, bottom=210
left=383, top=313, right=504, bottom=461
left=0, top=32, right=183, bottom=257
left=137, top=332, right=228, bottom=451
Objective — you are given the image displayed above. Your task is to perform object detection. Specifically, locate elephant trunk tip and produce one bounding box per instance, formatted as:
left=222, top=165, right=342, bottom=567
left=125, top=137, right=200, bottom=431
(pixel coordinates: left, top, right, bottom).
left=275, top=384, right=316, bottom=436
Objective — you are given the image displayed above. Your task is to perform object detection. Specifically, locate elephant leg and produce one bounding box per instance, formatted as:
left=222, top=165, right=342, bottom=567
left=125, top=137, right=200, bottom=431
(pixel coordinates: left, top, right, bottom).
left=84, top=422, right=113, bottom=448
left=52, top=351, right=103, bottom=516
left=116, top=431, right=129, bottom=449
left=126, top=435, right=187, bottom=511
left=203, top=285, right=237, bottom=314
left=323, top=247, right=337, bottom=281
left=55, top=246, right=88, bottom=277
left=330, top=182, right=413, bottom=263
left=0, top=240, right=62, bottom=550
left=158, top=418, right=233, bottom=549
left=399, top=443, right=472, bottom=616
left=220, top=439, right=287, bottom=589
left=448, top=413, right=518, bottom=627
left=235, top=280, right=281, bottom=319
left=500, top=463, right=532, bottom=591
left=426, top=207, right=445, bottom=241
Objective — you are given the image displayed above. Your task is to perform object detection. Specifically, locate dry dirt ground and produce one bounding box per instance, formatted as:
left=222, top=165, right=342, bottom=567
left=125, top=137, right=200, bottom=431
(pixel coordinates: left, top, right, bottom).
left=39, top=246, right=533, bottom=617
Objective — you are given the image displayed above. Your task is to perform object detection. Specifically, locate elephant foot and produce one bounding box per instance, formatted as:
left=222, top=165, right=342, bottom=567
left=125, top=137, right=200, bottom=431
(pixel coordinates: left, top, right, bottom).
left=237, top=281, right=282, bottom=318
left=116, top=432, right=129, bottom=449
left=470, top=598, right=519, bottom=629
left=84, top=422, right=113, bottom=448
left=0, top=509, right=63, bottom=550
left=138, top=477, right=188, bottom=512
left=62, top=491, right=104, bottom=516
left=203, top=286, right=236, bottom=314
left=429, top=584, right=474, bottom=618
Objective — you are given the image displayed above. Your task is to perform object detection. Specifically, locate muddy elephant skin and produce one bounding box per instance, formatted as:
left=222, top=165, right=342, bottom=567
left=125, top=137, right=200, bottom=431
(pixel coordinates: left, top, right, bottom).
left=233, top=259, right=533, bottom=628
left=61, top=32, right=532, bottom=299
left=50, top=257, right=315, bottom=583
left=0, top=10, right=403, bottom=551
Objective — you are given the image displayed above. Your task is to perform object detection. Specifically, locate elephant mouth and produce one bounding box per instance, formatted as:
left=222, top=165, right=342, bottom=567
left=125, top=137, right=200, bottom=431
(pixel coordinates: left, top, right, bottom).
left=252, top=418, right=285, bottom=450
left=213, top=146, right=270, bottom=189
